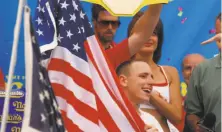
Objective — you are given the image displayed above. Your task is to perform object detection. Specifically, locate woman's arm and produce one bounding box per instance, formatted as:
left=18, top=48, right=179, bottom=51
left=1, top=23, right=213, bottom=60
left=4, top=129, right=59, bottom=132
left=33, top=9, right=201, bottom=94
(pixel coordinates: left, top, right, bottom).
left=149, top=66, right=182, bottom=124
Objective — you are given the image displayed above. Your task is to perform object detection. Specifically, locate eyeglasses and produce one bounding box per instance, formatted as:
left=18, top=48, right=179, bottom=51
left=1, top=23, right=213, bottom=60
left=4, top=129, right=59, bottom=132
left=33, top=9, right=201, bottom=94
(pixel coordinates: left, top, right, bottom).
left=97, top=20, right=121, bottom=29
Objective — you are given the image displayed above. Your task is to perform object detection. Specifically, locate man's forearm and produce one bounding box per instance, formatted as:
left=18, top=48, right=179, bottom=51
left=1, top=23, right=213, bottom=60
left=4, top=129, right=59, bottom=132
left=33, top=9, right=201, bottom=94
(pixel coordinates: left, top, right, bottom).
left=186, top=114, right=201, bottom=131
left=128, top=4, right=163, bottom=56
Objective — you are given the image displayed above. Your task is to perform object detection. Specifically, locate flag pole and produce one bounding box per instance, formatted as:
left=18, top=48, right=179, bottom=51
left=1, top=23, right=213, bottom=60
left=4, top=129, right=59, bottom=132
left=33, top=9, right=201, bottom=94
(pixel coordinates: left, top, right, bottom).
left=0, top=0, right=26, bottom=131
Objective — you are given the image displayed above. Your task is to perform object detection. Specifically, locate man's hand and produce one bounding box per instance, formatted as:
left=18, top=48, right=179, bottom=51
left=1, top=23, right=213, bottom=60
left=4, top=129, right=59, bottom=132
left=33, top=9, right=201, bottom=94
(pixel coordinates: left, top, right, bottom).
left=150, top=90, right=167, bottom=102
left=144, top=124, right=159, bottom=132
left=194, top=124, right=207, bottom=132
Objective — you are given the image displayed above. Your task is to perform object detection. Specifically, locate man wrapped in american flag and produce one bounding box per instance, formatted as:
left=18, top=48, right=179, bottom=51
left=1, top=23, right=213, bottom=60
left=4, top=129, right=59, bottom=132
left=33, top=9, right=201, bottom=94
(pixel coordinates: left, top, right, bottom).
left=31, top=0, right=166, bottom=131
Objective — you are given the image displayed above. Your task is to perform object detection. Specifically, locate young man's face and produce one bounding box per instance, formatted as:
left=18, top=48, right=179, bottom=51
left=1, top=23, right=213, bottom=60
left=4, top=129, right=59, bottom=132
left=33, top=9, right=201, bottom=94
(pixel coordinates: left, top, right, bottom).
left=93, top=11, right=120, bottom=45
left=120, top=62, right=154, bottom=104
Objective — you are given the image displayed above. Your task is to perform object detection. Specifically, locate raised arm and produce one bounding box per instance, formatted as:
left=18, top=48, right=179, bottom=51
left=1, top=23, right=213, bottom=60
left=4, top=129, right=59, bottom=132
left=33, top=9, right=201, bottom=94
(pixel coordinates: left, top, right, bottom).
left=128, top=4, right=163, bottom=56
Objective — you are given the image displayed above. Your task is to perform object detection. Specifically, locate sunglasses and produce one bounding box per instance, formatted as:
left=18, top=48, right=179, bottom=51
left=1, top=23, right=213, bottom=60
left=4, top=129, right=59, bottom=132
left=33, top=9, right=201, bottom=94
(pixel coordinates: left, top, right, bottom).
left=97, top=20, right=121, bottom=28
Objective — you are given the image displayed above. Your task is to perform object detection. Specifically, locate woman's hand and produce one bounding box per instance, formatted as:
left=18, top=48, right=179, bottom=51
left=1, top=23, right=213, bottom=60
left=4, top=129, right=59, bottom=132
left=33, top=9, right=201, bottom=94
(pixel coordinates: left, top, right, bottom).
left=201, top=33, right=221, bottom=50
left=144, top=124, right=159, bottom=132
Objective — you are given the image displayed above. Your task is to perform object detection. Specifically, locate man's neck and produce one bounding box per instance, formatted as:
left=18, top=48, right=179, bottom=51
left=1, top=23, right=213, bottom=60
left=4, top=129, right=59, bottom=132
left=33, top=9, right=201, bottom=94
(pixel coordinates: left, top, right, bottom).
left=102, top=42, right=113, bottom=49
left=131, top=102, right=140, bottom=114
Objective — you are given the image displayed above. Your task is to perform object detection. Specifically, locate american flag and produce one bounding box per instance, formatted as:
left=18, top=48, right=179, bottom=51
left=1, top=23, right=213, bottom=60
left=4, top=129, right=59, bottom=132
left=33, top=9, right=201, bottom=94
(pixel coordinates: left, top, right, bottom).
left=33, top=0, right=145, bottom=131
left=22, top=6, right=65, bottom=132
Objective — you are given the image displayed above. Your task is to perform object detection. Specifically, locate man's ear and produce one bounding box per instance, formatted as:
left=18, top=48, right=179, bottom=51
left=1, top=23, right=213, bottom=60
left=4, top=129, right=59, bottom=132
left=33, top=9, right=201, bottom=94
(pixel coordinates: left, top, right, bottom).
left=119, top=75, right=128, bottom=87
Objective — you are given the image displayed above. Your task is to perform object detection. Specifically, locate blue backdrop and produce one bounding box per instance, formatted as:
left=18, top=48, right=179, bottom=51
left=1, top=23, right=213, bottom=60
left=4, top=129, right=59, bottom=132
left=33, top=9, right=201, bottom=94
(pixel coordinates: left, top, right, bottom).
left=0, top=0, right=220, bottom=131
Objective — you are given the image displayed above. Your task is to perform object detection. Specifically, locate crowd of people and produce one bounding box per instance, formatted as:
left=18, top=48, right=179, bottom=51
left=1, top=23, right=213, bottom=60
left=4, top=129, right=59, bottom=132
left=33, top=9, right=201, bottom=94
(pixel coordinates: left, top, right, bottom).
left=91, top=3, right=221, bottom=132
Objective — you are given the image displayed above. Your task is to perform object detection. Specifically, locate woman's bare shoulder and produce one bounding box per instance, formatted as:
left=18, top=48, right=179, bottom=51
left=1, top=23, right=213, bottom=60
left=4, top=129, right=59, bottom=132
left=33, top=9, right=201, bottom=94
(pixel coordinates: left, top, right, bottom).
left=160, top=65, right=179, bottom=81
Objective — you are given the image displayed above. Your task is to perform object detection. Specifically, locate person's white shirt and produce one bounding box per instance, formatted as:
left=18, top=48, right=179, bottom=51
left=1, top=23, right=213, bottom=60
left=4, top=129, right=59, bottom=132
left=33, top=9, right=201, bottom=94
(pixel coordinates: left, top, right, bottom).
left=139, top=109, right=164, bottom=132
left=140, top=109, right=179, bottom=132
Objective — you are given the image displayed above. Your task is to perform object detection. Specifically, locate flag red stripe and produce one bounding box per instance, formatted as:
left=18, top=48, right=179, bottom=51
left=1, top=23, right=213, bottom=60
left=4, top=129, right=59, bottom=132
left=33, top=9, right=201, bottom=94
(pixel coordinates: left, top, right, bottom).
left=85, top=43, right=141, bottom=132
left=52, top=83, right=99, bottom=124
left=60, top=110, right=83, bottom=132
left=48, top=58, right=94, bottom=93
left=95, top=95, right=121, bottom=131
left=86, top=40, right=145, bottom=131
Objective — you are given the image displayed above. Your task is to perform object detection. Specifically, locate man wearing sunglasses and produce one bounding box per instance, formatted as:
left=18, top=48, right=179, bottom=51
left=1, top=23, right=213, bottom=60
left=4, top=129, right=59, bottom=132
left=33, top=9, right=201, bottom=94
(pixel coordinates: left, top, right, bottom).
left=91, top=4, right=163, bottom=70
left=92, top=4, right=121, bottom=50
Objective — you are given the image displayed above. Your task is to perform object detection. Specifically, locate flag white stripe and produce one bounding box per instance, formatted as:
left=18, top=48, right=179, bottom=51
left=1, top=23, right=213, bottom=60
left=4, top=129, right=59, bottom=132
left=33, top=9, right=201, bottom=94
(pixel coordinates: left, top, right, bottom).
left=56, top=97, right=100, bottom=131
left=88, top=58, right=135, bottom=131
left=87, top=36, right=137, bottom=126
left=99, top=121, right=108, bottom=132
left=49, top=71, right=97, bottom=110
left=22, top=6, right=38, bottom=132
left=51, top=46, right=91, bottom=77
left=87, top=36, right=127, bottom=106
left=39, top=2, right=58, bottom=53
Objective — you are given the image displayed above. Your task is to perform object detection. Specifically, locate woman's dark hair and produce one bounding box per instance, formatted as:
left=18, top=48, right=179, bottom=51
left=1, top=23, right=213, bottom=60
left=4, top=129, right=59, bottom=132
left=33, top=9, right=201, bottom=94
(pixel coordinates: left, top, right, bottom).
left=217, top=13, right=221, bottom=21
left=127, top=11, right=164, bottom=63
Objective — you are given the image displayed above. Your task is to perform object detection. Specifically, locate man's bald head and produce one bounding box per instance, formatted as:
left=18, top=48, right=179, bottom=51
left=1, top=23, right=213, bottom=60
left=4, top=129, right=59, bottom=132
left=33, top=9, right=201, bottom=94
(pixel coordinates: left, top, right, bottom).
left=183, top=54, right=205, bottom=65
left=182, top=53, right=205, bottom=85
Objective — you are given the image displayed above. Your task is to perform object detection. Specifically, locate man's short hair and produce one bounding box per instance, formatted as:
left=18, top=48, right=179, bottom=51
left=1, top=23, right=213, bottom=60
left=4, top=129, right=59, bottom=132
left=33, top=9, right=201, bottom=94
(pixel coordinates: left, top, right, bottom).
left=91, top=4, right=106, bottom=21
left=116, top=59, right=146, bottom=76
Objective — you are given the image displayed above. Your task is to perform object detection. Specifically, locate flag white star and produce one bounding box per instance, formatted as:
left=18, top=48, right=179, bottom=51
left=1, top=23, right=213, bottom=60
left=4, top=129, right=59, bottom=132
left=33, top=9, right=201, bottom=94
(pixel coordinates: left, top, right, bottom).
left=72, top=1, right=78, bottom=11
left=43, top=90, right=50, bottom=100
left=57, top=118, right=63, bottom=126
left=57, top=34, right=63, bottom=42
left=81, top=26, right=85, bottom=33
left=39, top=72, right=44, bottom=81
left=66, top=30, right=73, bottom=39
left=49, top=107, right=54, bottom=115
left=80, top=11, right=85, bottom=19
left=73, top=43, right=81, bottom=52
left=37, top=4, right=41, bottom=12
left=59, top=17, right=66, bottom=26
left=61, top=1, right=69, bottom=9
left=41, top=7, right=45, bottom=13
left=32, top=36, right=36, bottom=44
left=41, top=113, right=46, bottom=122
left=53, top=99, right=59, bottom=111
left=70, top=13, right=76, bottom=22
left=39, top=92, right=45, bottom=102
left=35, top=17, right=43, bottom=25
left=36, top=29, right=43, bottom=36
left=47, top=20, right=50, bottom=26
left=78, top=27, right=81, bottom=34
left=89, top=22, right=92, bottom=28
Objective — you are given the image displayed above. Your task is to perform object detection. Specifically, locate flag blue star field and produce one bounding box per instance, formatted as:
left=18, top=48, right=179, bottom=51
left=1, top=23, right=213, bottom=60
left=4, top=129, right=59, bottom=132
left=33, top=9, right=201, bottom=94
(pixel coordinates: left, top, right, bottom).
left=32, top=0, right=145, bottom=131
left=22, top=6, right=65, bottom=132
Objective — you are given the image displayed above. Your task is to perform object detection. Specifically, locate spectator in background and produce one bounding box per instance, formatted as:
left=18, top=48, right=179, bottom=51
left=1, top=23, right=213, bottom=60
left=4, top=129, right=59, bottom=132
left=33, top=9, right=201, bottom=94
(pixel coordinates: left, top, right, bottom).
left=181, top=53, right=205, bottom=132
left=128, top=11, right=182, bottom=132
left=182, top=54, right=205, bottom=86
left=116, top=60, right=161, bottom=132
left=0, top=68, right=5, bottom=90
left=185, top=13, right=221, bottom=132
left=91, top=4, right=120, bottom=50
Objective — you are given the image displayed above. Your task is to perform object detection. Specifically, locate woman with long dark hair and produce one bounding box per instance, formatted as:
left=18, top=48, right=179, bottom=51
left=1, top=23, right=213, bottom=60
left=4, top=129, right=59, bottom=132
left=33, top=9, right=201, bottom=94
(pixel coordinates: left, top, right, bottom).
left=128, top=11, right=182, bottom=132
